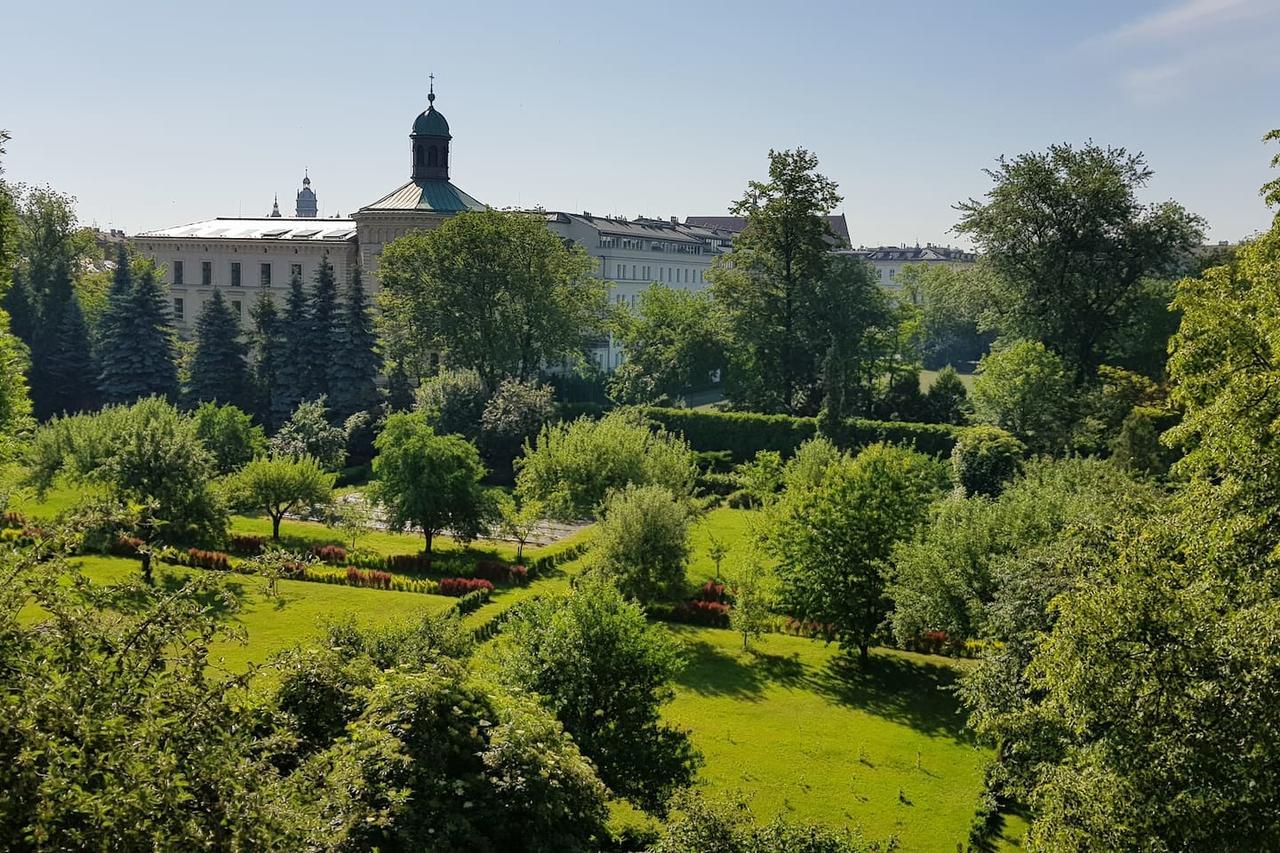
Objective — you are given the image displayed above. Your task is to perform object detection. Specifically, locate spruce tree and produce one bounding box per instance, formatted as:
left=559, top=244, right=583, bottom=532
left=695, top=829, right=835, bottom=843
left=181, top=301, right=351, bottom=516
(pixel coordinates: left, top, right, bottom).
left=328, top=265, right=381, bottom=421
left=274, top=272, right=311, bottom=422
left=120, top=263, right=180, bottom=399
left=306, top=254, right=338, bottom=400
left=188, top=290, right=250, bottom=408
left=250, top=291, right=287, bottom=431
left=97, top=250, right=138, bottom=402
left=44, top=292, right=99, bottom=414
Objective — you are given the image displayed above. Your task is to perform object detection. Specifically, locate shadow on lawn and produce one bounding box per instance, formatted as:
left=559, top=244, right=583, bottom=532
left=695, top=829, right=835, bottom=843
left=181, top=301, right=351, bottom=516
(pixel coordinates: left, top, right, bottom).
left=814, top=652, right=971, bottom=740
left=673, top=636, right=972, bottom=741
left=97, top=565, right=251, bottom=621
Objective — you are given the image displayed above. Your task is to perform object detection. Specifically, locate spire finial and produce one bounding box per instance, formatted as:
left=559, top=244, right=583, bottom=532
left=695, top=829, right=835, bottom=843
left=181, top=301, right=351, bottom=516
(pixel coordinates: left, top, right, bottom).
left=428, top=73, right=435, bottom=105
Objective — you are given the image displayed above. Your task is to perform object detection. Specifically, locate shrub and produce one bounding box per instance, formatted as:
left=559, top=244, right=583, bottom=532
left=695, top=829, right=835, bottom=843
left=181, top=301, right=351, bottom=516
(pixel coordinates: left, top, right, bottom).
left=951, top=426, right=1026, bottom=497
left=344, top=566, right=392, bottom=590
left=474, top=559, right=513, bottom=585
left=438, top=577, right=494, bottom=597
left=109, top=535, right=143, bottom=557
left=311, top=544, right=348, bottom=565
left=228, top=534, right=266, bottom=555
left=697, top=580, right=727, bottom=603
left=781, top=617, right=835, bottom=640
left=1113, top=405, right=1180, bottom=477
left=669, top=599, right=731, bottom=628
left=185, top=548, right=230, bottom=571
left=385, top=553, right=429, bottom=573
left=590, top=484, right=692, bottom=602
left=452, top=587, right=491, bottom=615
left=2, top=510, right=25, bottom=529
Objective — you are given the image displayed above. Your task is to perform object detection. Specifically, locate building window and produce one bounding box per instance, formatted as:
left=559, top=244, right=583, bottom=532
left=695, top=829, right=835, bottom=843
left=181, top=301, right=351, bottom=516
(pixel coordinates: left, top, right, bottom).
left=631, top=265, right=636, bottom=279
left=230, top=262, right=241, bottom=287
left=260, top=263, right=272, bottom=286
left=231, top=299, right=242, bottom=317
left=173, top=260, right=184, bottom=285
left=201, top=261, right=212, bottom=286
left=290, top=263, right=302, bottom=279
left=888, top=268, right=896, bottom=279
left=173, top=297, right=184, bottom=321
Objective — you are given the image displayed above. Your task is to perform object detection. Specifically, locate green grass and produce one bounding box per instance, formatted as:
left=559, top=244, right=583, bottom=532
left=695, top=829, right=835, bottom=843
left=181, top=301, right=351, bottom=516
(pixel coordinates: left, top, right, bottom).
left=71, top=555, right=456, bottom=672
left=920, top=367, right=976, bottom=392
left=662, top=626, right=990, bottom=851
left=686, top=506, right=767, bottom=589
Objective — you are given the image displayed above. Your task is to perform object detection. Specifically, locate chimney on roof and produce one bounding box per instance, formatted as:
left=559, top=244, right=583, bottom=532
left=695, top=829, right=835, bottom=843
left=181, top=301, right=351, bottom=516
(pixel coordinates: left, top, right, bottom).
left=671, top=216, right=678, bottom=225
left=583, top=211, right=591, bottom=217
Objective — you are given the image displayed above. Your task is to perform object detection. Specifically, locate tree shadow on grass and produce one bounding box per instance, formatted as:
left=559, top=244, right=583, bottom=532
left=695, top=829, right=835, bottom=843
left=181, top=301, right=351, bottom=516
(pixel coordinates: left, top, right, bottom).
left=812, top=650, right=973, bottom=740
left=96, top=566, right=251, bottom=622
left=673, top=639, right=809, bottom=700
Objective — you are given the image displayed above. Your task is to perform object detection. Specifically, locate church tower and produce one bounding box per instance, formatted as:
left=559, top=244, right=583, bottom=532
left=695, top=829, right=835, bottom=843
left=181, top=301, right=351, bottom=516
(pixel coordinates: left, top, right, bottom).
left=269, top=194, right=282, bottom=218
left=295, top=172, right=318, bottom=217
left=410, top=78, right=451, bottom=181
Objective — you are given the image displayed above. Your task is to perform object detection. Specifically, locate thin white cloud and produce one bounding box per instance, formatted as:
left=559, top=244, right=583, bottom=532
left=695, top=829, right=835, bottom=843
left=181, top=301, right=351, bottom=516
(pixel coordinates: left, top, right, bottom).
left=1101, top=0, right=1271, bottom=44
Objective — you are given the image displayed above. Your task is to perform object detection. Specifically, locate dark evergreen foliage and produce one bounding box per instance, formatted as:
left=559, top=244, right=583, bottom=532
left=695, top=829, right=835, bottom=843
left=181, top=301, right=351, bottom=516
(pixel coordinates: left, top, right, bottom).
left=328, top=265, right=381, bottom=421
left=188, top=290, right=251, bottom=408
left=305, top=255, right=338, bottom=401
left=98, top=266, right=179, bottom=403
left=44, top=293, right=99, bottom=414
left=274, top=273, right=311, bottom=421
left=249, top=291, right=287, bottom=430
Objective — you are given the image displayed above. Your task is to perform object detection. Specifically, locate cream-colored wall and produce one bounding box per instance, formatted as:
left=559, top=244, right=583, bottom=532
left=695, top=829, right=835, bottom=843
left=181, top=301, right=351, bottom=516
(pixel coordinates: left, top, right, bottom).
left=131, top=237, right=359, bottom=332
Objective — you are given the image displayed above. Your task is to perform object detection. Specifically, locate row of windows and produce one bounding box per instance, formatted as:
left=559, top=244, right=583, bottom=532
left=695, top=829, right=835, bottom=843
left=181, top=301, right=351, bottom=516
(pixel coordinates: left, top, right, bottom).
left=598, top=235, right=707, bottom=255
left=173, top=260, right=306, bottom=288
left=610, top=262, right=703, bottom=285
left=172, top=296, right=244, bottom=323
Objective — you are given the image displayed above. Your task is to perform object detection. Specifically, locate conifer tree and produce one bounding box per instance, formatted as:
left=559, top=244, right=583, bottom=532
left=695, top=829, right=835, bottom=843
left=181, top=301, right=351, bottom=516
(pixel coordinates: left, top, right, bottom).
left=96, top=248, right=137, bottom=402
left=44, top=292, right=99, bottom=414
left=99, top=267, right=178, bottom=402
left=306, top=254, right=338, bottom=400
left=329, top=265, right=381, bottom=421
left=188, top=290, right=250, bottom=408
left=250, top=291, right=287, bottom=430
left=274, top=272, right=311, bottom=422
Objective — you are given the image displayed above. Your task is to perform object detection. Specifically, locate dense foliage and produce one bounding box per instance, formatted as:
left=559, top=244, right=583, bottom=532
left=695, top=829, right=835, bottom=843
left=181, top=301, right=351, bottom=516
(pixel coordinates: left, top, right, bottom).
left=590, top=484, right=692, bottom=601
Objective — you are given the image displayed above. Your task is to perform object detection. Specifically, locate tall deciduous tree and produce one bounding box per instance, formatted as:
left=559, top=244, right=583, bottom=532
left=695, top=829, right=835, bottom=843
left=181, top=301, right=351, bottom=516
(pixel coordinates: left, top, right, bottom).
left=608, top=284, right=726, bottom=405
left=955, top=142, right=1203, bottom=379
left=771, top=443, right=944, bottom=662
left=709, top=148, right=845, bottom=415
left=188, top=290, right=250, bottom=408
left=971, top=339, right=1074, bottom=454
left=370, top=413, right=493, bottom=566
left=328, top=265, right=380, bottom=421
left=590, top=484, right=692, bottom=602
left=379, top=209, right=607, bottom=390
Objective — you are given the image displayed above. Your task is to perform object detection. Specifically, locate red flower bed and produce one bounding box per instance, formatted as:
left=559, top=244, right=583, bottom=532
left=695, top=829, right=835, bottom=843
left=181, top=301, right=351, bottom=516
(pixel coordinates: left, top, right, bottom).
left=345, top=566, right=392, bottom=589
left=671, top=599, right=731, bottom=628
left=509, top=564, right=529, bottom=584
left=312, top=544, right=348, bottom=565
left=782, top=617, right=835, bottom=640
left=2, top=510, right=26, bottom=529
left=187, top=548, right=231, bottom=571
left=697, top=580, right=727, bottom=603
left=438, top=577, right=494, bottom=597
left=906, top=630, right=950, bottom=656
left=109, top=535, right=144, bottom=557
left=229, top=534, right=266, bottom=555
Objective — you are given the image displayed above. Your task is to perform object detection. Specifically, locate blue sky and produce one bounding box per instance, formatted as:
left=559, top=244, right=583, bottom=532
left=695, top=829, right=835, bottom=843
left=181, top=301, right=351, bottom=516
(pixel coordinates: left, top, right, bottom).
left=3, top=0, right=1278, bottom=246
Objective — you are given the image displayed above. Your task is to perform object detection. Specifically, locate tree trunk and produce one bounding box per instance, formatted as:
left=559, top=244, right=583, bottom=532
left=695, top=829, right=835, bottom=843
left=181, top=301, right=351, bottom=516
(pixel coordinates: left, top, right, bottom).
left=424, top=529, right=433, bottom=570
left=859, top=642, right=869, bottom=665
left=272, top=513, right=282, bottom=541
left=141, top=552, right=153, bottom=587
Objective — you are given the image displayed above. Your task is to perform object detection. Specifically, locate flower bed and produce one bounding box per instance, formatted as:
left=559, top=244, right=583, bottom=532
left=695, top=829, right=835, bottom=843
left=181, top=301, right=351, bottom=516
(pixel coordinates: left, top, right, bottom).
left=228, top=534, right=266, bottom=555
left=438, top=577, right=494, bottom=597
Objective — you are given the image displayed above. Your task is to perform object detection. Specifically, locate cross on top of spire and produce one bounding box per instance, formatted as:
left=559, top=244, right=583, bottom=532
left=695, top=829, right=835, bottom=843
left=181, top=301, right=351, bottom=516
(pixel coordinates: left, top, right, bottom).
left=428, top=73, right=435, bottom=104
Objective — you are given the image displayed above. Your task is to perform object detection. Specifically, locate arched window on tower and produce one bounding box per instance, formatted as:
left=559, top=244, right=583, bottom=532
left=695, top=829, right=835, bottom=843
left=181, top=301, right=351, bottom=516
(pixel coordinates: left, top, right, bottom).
left=415, top=145, right=425, bottom=168
left=441, top=147, right=448, bottom=168
left=428, top=146, right=439, bottom=167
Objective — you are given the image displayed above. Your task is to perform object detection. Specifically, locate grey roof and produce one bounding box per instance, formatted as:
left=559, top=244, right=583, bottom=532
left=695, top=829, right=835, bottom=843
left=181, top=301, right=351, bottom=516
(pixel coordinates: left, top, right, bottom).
left=685, top=214, right=851, bottom=246
left=858, top=245, right=977, bottom=262
left=135, top=217, right=356, bottom=241
left=360, top=179, right=485, bottom=213
left=547, top=211, right=726, bottom=246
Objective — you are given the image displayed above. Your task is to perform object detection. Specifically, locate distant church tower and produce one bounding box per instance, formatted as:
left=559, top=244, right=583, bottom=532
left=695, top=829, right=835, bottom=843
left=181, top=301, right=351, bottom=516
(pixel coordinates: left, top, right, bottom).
left=411, top=78, right=451, bottom=181
left=269, top=194, right=282, bottom=218
left=295, top=172, right=318, bottom=218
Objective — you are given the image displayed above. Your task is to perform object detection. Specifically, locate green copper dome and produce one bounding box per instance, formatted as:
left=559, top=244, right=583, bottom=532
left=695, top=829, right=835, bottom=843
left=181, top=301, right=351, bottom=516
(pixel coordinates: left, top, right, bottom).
left=412, top=104, right=450, bottom=137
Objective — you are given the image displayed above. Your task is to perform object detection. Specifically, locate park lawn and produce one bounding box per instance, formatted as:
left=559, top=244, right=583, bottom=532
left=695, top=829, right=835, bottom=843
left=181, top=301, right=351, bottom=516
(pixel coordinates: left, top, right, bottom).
left=68, top=555, right=456, bottom=672
left=920, top=367, right=976, bottom=392
left=661, top=626, right=991, bottom=852
left=686, top=506, right=766, bottom=590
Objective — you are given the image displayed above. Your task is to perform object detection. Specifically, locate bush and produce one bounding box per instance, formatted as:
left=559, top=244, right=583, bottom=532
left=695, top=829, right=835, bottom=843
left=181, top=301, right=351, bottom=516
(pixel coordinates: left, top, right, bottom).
left=474, top=559, right=516, bottom=585
left=452, top=587, right=490, bottom=615
left=109, top=535, right=143, bottom=557
left=951, top=425, right=1026, bottom=497
left=311, top=544, right=348, bottom=565
left=185, top=548, right=230, bottom=571
left=229, top=534, right=266, bottom=555
left=438, top=577, right=494, bottom=597
left=668, top=599, right=731, bottom=628
left=645, top=406, right=966, bottom=461
left=591, top=484, right=692, bottom=602
left=344, top=566, right=392, bottom=589
left=3, top=510, right=26, bottom=529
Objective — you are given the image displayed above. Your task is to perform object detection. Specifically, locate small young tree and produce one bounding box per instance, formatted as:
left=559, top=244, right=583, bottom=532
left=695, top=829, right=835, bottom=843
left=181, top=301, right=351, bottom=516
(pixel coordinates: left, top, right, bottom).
left=950, top=425, right=1025, bottom=498
left=971, top=339, right=1074, bottom=454
left=590, top=484, right=692, bottom=602
left=328, top=497, right=375, bottom=550
left=734, top=450, right=784, bottom=507
left=771, top=443, right=944, bottom=662
left=705, top=530, right=729, bottom=581
left=781, top=435, right=843, bottom=494
left=728, top=556, right=774, bottom=651
left=925, top=365, right=970, bottom=425
left=227, top=455, right=335, bottom=540
left=492, top=575, right=700, bottom=813
left=495, top=492, right=543, bottom=562
left=369, top=413, right=493, bottom=567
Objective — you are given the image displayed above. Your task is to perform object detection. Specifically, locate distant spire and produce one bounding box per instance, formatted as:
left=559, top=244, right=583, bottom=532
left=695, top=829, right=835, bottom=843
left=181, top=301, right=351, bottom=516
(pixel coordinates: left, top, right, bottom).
left=428, top=72, right=435, bottom=105
left=270, top=194, right=282, bottom=218
left=303, top=168, right=311, bottom=188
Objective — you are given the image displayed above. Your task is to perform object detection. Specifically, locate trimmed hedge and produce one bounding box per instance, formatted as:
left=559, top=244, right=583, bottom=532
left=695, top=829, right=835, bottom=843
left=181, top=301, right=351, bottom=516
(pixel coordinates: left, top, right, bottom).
left=643, top=407, right=966, bottom=460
